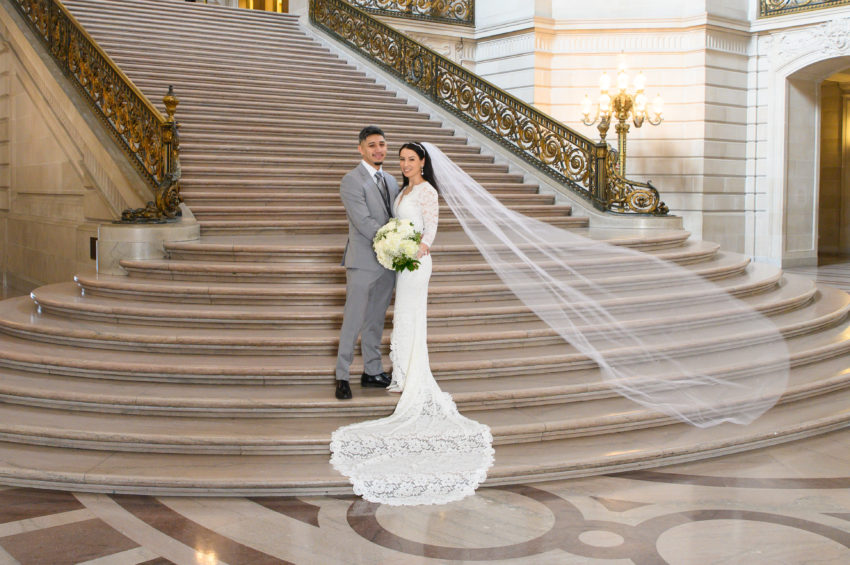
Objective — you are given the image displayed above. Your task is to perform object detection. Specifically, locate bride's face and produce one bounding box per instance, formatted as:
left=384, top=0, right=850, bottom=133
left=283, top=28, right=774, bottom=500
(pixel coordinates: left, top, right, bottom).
left=399, top=148, right=425, bottom=180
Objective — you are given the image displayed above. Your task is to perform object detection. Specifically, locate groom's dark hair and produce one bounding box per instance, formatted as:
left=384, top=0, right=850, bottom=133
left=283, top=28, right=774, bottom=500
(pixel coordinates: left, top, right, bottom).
left=359, top=125, right=386, bottom=143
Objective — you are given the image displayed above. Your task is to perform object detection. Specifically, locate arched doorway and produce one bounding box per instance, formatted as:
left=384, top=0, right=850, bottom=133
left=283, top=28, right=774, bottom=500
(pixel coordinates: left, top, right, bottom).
left=761, top=26, right=850, bottom=267
left=818, top=69, right=850, bottom=260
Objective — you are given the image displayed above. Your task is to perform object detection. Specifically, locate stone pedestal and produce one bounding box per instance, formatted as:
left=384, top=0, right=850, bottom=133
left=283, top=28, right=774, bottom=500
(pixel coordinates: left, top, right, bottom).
left=96, top=205, right=200, bottom=275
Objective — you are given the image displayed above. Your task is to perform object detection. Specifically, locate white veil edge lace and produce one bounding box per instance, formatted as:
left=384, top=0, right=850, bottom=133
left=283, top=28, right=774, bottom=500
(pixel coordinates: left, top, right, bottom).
left=423, top=142, right=790, bottom=428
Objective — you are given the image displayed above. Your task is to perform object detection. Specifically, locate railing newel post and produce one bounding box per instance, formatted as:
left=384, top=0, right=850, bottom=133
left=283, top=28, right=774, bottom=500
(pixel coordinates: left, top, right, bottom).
left=594, top=142, right=609, bottom=210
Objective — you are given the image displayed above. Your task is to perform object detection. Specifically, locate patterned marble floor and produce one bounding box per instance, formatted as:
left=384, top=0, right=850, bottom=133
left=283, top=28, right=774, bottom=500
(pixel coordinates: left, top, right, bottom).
left=0, top=428, right=848, bottom=564
left=1, top=259, right=848, bottom=564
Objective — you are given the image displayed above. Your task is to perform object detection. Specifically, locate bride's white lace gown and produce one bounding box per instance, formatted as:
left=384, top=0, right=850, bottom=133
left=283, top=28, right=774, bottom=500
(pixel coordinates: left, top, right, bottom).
left=330, top=181, right=494, bottom=506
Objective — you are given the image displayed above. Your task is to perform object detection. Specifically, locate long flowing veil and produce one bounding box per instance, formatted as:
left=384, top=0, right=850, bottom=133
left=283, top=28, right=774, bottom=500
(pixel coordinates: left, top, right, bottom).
left=424, top=142, right=789, bottom=428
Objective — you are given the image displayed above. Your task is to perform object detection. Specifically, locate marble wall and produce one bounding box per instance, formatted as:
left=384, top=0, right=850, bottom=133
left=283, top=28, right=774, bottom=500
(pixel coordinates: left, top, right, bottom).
left=0, top=3, right=151, bottom=291
left=0, top=43, right=9, bottom=289
left=819, top=81, right=843, bottom=255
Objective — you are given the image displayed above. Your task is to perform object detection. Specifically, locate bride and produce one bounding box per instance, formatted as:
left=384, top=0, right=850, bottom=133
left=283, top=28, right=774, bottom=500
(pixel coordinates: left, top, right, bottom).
left=329, top=142, right=495, bottom=506
left=331, top=141, right=790, bottom=506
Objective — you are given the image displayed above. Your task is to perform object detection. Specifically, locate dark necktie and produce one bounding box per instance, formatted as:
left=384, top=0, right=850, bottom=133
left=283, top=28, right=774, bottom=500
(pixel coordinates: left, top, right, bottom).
left=375, top=171, right=392, bottom=215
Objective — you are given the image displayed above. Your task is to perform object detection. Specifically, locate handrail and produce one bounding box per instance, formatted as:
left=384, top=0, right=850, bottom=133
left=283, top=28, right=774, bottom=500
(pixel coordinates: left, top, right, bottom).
left=9, top=0, right=181, bottom=222
left=759, top=0, right=850, bottom=17
left=310, top=0, right=667, bottom=214
left=344, top=0, right=474, bottom=26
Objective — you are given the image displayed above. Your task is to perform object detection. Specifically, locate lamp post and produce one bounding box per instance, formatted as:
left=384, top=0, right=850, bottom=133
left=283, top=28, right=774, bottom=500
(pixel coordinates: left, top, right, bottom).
left=581, top=59, right=663, bottom=177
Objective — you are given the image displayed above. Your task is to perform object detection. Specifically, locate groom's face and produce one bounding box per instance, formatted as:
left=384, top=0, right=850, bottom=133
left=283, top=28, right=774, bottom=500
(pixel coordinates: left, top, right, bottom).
left=359, top=134, right=387, bottom=169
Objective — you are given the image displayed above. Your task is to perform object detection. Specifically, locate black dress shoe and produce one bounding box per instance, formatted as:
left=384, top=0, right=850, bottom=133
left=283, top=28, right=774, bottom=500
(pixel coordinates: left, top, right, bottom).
left=335, top=379, right=352, bottom=400
left=361, top=371, right=391, bottom=388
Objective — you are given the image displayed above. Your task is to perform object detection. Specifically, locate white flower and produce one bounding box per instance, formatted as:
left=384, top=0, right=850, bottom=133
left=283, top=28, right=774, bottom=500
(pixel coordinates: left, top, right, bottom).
left=373, top=219, right=422, bottom=272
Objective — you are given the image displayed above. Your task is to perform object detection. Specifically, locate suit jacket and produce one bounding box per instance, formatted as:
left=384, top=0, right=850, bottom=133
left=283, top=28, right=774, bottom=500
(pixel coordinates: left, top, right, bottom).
left=340, top=163, right=400, bottom=270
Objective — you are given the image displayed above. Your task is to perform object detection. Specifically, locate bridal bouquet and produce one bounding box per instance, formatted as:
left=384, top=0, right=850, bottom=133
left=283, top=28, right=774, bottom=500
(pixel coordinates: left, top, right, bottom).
left=374, top=219, right=423, bottom=272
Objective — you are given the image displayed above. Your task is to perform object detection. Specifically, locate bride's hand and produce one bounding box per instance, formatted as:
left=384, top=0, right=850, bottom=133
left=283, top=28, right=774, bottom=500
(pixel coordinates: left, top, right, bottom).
left=417, top=243, right=430, bottom=259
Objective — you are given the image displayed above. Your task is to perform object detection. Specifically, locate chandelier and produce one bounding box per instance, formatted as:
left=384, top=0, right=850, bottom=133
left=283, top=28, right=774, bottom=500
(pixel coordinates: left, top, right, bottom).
left=581, top=58, right=663, bottom=177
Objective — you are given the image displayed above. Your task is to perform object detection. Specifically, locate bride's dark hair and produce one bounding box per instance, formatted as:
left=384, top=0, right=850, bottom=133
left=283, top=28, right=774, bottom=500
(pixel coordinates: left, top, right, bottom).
left=399, top=142, right=439, bottom=192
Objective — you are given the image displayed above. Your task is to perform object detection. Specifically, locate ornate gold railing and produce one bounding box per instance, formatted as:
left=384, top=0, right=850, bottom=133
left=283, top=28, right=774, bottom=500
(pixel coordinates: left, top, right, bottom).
left=311, top=0, right=667, bottom=214
left=345, top=0, right=474, bottom=26
left=10, top=0, right=181, bottom=222
left=759, top=0, right=850, bottom=17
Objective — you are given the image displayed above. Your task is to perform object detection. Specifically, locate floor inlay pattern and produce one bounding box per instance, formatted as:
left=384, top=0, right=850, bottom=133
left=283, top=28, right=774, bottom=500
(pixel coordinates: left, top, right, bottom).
left=0, top=428, right=847, bottom=564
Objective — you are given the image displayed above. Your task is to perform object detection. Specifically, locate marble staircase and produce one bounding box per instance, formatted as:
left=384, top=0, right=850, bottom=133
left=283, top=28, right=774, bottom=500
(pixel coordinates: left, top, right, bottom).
left=0, top=0, right=847, bottom=495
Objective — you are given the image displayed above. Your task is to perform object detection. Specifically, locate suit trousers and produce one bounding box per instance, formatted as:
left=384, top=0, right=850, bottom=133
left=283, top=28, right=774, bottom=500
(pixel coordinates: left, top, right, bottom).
left=335, top=267, right=396, bottom=381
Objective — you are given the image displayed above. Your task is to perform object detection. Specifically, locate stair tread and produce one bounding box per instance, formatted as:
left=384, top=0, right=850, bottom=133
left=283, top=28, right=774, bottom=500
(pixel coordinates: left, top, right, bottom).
left=5, top=279, right=847, bottom=349
left=32, top=267, right=807, bottom=322
left=0, top=392, right=847, bottom=493
left=0, top=347, right=846, bottom=414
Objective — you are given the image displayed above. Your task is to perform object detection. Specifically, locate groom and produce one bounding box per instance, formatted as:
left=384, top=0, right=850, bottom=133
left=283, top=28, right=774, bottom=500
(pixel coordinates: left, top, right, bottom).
left=334, top=126, right=400, bottom=400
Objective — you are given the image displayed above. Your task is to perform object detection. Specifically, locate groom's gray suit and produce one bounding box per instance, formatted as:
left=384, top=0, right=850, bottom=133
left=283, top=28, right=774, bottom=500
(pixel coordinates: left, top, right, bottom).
left=335, top=162, right=400, bottom=381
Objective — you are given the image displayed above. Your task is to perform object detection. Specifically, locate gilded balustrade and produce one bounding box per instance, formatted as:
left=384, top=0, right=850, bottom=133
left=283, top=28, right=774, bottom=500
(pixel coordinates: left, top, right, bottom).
left=10, top=0, right=181, bottom=222
left=345, top=0, right=473, bottom=26
left=311, top=0, right=667, bottom=214
left=759, top=0, right=850, bottom=17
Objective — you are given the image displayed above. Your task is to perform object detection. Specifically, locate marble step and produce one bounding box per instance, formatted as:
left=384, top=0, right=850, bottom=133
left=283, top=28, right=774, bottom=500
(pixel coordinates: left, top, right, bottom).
left=0, top=337, right=845, bottom=420
left=64, top=0, right=303, bottom=26
left=68, top=9, right=309, bottom=39
left=80, top=22, right=320, bottom=48
left=180, top=149, right=497, bottom=166
left=91, top=35, right=326, bottom=63
left=178, top=159, right=509, bottom=176
left=173, top=92, right=413, bottom=113
left=119, top=63, right=383, bottom=90
left=179, top=169, right=524, bottom=185
left=1, top=356, right=847, bottom=455
left=1, top=287, right=845, bottom=387
left=178, top=142, right=483, bottom=158
left=4, top=282, right=847, bottom=356
left=160, top=231, right=700, bottom=263
left=0, top=388, right=846, bottom=495
left=64, top=9, right=312, bottom=43
left=30, top=268, right=808, bottom=330
left=137, top=85, right=402, bottom=111
left=177, top=124, right=459, bottom=145
left=197, top=217, right=587, bottom=235
left=73, top=253, right=758, bottom=307
left=90, top=46, right=343, bottom=81
left=174, top=100, right=464, bottom=123
left=179, top=191, right=553, bottom=208
left=115, top=249, right=748, bottom=286
left=178, top=179, right=539, bottom=193
left=187, top=204, right=572, bottom=222
left=99, top=43, right=354, bottom=74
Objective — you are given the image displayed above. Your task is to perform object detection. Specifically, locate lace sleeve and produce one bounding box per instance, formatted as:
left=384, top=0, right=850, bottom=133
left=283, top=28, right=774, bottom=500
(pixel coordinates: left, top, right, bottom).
left=420, top=184, right=439, bottom=247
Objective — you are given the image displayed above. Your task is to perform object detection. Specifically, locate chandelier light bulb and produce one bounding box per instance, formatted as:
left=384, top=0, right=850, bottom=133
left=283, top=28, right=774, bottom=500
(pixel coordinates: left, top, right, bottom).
left=634, top=71, right=646, bottom=92
left=599, top=92, right=611, bottom=112
left=635, top=92, right=647, bottom=113
left=617, top=68, right=629, bottom=91
left=581, top=94, right=592, bottom=117
left=617, top=52, right=627, bottom=72
left=599, top=72, right=611, bottom=92
left=652, top=93, right=664, bottom=117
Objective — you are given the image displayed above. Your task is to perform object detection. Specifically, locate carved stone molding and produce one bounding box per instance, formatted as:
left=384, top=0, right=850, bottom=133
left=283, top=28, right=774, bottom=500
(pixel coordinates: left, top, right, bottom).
left=406, top=31, right=473, bottom=64
left=476, top=33, right=535, bottom=61
left=764, top=17, right=850, bottom=67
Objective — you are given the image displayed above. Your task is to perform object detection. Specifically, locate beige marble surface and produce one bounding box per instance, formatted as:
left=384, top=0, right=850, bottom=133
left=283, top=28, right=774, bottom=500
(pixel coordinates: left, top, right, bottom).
left=1, top=428, right=848, bottom=564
